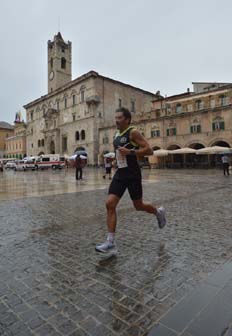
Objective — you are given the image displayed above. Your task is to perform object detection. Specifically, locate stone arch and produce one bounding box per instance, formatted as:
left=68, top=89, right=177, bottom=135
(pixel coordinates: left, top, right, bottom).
left=210, top=139, right=230, bottom=147
left=187, top=142, right=205, bottom=149
left=167, top=144, right=181, bottom=150
left=75, top=146, right=86, bottom=152
left=152, top=145, right=161, bottom=150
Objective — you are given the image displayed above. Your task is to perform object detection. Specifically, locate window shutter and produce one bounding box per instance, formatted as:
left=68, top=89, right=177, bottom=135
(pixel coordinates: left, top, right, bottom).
left=212, top=123, right=215, bottom=131
left=197, top=125, right=201, bottom=133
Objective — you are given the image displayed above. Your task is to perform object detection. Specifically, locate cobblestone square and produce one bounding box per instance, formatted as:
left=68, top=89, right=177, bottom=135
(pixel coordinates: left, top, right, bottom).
left=0, top=168, right=232, bottom=335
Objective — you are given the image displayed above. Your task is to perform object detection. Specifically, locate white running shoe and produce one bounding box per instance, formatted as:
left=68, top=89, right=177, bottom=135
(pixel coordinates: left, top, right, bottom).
left=95, top=240, right=117, bottom=254
left=156, top=207, right=166, bottom=229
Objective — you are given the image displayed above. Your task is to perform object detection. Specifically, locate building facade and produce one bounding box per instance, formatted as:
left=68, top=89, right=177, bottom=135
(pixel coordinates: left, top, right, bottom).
left=0, top=122, right=14, bottom=158
left=5, top=122, right=27, bottom=159
left=126, top=82, right=232, bottom=167
left=24, top=33, right=156, bottom=165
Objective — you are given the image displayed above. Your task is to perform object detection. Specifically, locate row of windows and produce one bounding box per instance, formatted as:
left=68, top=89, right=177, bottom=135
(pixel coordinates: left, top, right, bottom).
left=150, top=121, right=225, bottom=138
left=6, top=143, right=22, bottom=151
left=118, top=99, right=136, bottom=112
left=173, top=95, right=230, bottom=114
left=29, top=92, right=85, bottom=121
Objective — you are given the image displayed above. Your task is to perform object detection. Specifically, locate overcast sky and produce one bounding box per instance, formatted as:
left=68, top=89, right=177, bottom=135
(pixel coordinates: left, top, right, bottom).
left=1, top=0, right=232, bottom=124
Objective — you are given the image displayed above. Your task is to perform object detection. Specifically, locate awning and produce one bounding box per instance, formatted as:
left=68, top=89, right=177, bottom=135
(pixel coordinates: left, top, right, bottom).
left=196, top=146, right=231, bottom=155
left=153, top=149, right=169, bottom=157
left=169, top=148, right=197, bottom=154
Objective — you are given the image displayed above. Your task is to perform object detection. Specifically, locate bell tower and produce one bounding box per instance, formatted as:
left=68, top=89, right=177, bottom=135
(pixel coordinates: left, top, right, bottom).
left=47, top=32, right=72, bottom=93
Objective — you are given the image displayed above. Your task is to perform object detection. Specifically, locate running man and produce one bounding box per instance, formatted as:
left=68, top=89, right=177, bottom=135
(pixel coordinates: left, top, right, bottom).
left=95, top=107, right=166, bottom=254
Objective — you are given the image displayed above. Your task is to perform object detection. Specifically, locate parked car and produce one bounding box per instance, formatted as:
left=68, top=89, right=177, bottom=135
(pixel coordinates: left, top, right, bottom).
left=5, top=161, right=16, bottom=169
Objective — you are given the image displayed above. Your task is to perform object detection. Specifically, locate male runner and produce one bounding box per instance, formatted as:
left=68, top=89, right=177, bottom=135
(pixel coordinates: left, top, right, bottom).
left=95, top=107, right=166, bottom=254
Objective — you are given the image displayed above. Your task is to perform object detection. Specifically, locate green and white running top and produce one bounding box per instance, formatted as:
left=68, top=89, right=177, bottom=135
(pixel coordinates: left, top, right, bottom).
left=113, top=126, right=141, bottom=179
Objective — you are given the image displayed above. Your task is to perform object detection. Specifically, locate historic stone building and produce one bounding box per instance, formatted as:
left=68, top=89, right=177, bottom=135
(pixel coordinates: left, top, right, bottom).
left=0, top=122, right=14, bottom=158
left=24, top=32, right=156, bottom=164
left=5, top=121, right=27, bottom=159
left=127, top=82, right=232, bottom=167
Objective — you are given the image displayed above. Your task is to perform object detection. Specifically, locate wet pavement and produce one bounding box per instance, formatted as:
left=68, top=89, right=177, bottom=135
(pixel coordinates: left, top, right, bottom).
left=0, top=167, right=232, bottom=335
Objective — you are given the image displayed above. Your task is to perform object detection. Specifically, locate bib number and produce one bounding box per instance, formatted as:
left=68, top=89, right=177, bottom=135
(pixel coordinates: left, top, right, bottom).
left=116, top=149, right=128, bottom=168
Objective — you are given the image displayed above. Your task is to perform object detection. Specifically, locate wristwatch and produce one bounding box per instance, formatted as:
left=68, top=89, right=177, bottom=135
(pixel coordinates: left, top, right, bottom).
left=130, top=149, right=136, bottom=155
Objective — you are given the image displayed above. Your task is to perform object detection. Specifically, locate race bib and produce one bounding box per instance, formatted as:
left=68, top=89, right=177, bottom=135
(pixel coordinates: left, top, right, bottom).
left=116, top=149, right=128, bottom=168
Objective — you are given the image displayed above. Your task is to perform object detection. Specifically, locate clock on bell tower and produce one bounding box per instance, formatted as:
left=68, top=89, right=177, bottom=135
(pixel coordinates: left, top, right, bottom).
left=47, top=32, right=72, bottom=93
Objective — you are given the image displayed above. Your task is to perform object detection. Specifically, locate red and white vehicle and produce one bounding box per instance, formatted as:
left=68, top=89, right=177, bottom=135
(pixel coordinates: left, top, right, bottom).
left=34, top=155, right=65, bottom=170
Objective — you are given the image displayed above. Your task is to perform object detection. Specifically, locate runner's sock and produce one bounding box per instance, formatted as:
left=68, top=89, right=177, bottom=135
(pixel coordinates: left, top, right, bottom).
left=107, top=233, right=115, bottom=243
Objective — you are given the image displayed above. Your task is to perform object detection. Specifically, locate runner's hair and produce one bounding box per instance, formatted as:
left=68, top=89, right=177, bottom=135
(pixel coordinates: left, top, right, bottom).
left=115, top=107, right=131, bottom=124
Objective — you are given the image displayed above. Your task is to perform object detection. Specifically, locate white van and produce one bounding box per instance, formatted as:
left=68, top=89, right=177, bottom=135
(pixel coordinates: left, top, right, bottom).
left=34, top=155, right=65, bottom=170
left=15, top=158, right=36, bottom=171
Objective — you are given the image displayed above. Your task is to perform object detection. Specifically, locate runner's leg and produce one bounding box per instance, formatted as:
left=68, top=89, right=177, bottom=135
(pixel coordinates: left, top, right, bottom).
left=105, top=194, right=120, bottom=233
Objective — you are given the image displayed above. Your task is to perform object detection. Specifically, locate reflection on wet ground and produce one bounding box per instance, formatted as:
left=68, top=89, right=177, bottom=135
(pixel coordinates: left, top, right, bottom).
left=0, top=168, right=232, bottom=335
left=0, top=167, right=221, bottom=201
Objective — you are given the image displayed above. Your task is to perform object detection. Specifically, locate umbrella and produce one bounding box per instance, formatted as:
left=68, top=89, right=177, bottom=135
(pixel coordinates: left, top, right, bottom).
left=69, top=154, right=88, bottom=160
left=153, top=149, right=169, bottom=157
left=79, top=155, right=87, bottom=160
left=169, top=148, right=197, bottom=154
left=196, top=146, right=231, bottom=155
left=103, top=152, right=115, bottom=159
left=74, top=150, right=88, bottom=156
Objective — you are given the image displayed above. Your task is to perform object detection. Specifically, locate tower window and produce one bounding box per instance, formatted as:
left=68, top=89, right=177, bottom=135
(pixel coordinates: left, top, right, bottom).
left=64, top=97, right=67, bottom=108
left=118, top=99, right=122, bottom=108
left=50, top=58, right=53, bottom=69
left=61, top=57, right=66, bottom=69
left=72, top=95, right=76, bottom=105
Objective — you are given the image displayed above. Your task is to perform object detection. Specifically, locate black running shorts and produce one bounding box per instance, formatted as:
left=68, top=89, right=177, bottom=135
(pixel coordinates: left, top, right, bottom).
left=108, top=177, right=142, bottom=200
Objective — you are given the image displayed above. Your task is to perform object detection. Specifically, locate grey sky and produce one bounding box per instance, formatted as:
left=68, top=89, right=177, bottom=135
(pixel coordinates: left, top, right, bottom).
left=1, top=0, right=232, bottom=124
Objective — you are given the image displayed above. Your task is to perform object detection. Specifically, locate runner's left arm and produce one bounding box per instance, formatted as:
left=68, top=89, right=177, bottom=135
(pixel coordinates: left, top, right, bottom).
left=119, top=129, right=153, bottom=156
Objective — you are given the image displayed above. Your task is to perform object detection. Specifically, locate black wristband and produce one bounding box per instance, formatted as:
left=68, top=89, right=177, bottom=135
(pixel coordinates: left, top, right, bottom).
left=130, top=149, right=136, bottom=155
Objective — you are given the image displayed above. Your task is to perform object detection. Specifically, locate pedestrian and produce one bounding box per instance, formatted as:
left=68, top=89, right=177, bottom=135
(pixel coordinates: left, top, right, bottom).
left=222, top=154, right=230, bottom=176
left=95, top=107, right=166, bottom=254
left=75, top=155, right=83, bottom=180
left=103, top=157, right=113, bottom=179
